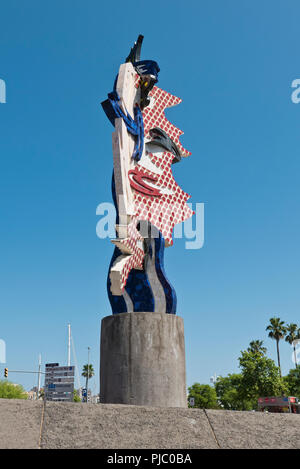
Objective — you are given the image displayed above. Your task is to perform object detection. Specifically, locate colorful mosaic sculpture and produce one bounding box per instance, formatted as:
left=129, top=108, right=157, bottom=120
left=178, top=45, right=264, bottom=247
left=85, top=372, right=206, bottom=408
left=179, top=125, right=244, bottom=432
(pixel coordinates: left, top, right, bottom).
left=102, top=35, right=193, bottom=314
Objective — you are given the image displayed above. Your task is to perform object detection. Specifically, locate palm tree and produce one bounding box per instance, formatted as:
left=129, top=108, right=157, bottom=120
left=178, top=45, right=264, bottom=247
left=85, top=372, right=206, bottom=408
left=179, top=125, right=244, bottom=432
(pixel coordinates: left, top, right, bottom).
left=285, top=323, right=300, bottom=369
left=266, top=317, right=287, bottom=376
left=82, top=364, right=94, bottom=379
left=247, top=340, right=267, bottom=355
left=82, top=364, right=94, bottom=401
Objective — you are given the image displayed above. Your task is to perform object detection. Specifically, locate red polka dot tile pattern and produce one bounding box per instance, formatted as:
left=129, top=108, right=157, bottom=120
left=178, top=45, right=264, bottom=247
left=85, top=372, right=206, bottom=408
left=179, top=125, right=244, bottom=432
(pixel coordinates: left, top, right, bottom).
left=132, top=149, right=193, bottom=246
left=143, top=86, right=191, bottom=157
left=112, top=75, right=194, bottom=293
left=112, top=216, right=144, bottom=292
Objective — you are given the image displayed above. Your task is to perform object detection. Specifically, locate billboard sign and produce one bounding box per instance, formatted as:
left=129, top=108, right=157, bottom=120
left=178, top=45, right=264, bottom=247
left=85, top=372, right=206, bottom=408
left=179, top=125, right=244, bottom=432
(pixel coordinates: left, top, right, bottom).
left=45, top=363, right=75, bottom=402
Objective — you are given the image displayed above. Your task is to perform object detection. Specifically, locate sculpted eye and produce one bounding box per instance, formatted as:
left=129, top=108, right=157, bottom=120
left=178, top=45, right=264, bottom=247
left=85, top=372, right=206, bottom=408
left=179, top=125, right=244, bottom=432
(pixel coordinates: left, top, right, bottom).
left=148, top=127, right=181, bottom=164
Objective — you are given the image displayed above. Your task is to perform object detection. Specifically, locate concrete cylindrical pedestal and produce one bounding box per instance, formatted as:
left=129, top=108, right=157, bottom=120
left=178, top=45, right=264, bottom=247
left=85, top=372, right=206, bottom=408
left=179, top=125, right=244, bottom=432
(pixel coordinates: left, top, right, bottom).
left=100, top=312, right=187, bottom=408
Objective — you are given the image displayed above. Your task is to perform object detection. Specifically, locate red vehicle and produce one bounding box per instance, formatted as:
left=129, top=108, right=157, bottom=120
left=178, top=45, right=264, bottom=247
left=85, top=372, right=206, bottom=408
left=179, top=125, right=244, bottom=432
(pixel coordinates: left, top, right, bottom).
left=258, top=396, right=300, bottom=414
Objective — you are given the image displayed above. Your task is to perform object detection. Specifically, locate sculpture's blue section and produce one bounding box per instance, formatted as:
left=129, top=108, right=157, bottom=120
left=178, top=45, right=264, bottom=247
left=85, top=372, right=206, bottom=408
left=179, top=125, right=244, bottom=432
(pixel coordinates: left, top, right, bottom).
left=111, top=172, right=119, bottom=225
left=101, top=89, right=144, bottom=162
left=124, top=268, right=155, bottom=313
left=154, top=231, right=177, bottom=315
left=133, top=60, right=160, bottom=82
left=107, top=246, right=156, bottom=314
left=107, top=245, right=128, bottom=314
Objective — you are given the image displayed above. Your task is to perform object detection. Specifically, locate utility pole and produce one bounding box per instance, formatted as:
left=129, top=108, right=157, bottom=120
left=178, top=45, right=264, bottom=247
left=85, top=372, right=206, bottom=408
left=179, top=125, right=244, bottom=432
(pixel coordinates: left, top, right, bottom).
left=67, top=324, right=71, bottom=367
left=86, top=347, right=90, bottom=403
left=37, top=354, right=42, bottom=399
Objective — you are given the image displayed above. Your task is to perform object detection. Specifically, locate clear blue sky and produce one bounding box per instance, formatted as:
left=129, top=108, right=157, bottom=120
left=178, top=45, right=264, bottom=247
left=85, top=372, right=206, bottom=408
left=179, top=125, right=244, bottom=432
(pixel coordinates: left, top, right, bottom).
left=1, top=0, right=300, bottom=393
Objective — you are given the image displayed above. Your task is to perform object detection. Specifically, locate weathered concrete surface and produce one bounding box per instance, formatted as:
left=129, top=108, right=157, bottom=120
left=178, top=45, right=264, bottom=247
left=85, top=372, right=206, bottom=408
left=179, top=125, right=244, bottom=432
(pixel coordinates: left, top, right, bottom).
left=1, top=399, right=300, bottom=449
left=100, top=312, right=187, bottom=407
left=206, top=409, right=300, bottom=449
left=0, top=399, right=43, bottom=449
left=40, top=402, right=217, bottom=449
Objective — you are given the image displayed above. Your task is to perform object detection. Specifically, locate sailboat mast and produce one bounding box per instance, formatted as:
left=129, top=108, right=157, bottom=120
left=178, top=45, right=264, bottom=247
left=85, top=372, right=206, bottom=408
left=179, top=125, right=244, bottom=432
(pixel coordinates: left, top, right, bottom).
left=67, top=324, right=71, bottom=367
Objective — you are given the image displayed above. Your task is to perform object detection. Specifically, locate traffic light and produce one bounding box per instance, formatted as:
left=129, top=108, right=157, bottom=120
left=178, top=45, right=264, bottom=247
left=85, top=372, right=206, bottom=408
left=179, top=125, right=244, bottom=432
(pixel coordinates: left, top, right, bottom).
left=4, top=368, right=8, bottom=378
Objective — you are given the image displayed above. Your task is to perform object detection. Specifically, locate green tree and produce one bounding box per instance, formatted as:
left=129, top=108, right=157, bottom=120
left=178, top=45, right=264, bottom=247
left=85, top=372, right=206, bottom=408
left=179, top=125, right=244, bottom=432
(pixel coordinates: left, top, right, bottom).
left=266, top=317, right=287, bottom=376
left=0, top=380, right=28, bottom=399
left=285, top=323, right=300, bottom=368
left=187, top=383, right=219, bottom=409
left=238, top=349, right=287, bottom=403
left=73, top=389, right=82, bottom=402
left=215, top=374, right=254, bottom=410
left=283, top=368, right=300, bottom=397
left=215, top=341, right=292, bottom=411
left=247, top=340, right=267, bottom=356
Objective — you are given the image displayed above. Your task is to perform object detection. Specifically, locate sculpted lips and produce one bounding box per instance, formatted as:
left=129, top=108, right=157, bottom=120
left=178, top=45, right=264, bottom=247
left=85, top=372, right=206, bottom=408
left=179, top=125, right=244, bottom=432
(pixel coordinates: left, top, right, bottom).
left=128, top=167, right=162, bottom=197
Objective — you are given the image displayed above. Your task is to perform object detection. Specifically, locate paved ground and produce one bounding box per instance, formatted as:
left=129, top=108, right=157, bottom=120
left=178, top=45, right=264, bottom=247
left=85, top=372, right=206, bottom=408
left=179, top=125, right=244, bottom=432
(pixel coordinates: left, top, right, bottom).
left=0, top=399, right=300, bottom=449
left=0, top=399, right=43, bottom=449
left=41, top=402, right=217, bottom=449
left=206, top=409, right=300, bottom=449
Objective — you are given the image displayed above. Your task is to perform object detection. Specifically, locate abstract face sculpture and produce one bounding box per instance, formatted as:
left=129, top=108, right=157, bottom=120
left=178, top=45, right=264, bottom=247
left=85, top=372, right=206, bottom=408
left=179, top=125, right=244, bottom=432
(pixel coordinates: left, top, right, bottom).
left=102, top=36, right=193, bottom=314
